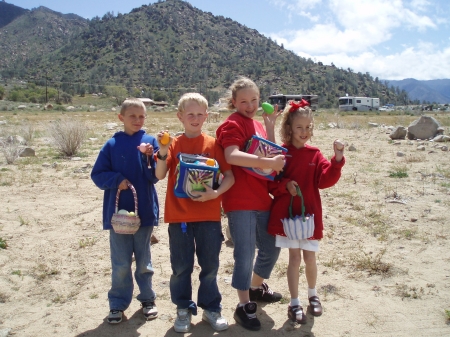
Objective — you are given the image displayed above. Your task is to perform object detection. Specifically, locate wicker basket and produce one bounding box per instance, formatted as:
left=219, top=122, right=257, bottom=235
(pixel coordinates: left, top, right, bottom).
left=111, top=183, right=141, bottom=235
left=281, top=186, right=315, bottom=240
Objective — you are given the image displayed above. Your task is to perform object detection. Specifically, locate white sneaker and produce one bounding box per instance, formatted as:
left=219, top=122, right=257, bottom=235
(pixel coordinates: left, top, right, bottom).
left=142, top=301, right=158, bottom=320
left=107, top=310, right=123, bottom=324
left=202, top=310, right=229, bottom=331
left=174, top=309, right=191, bottom=333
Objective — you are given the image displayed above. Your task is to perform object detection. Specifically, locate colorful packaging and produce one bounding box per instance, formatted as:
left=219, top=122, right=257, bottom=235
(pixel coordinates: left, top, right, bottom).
left=174, top=153, right=220, bottom=198
left=244, top=135, right=287, bottom=181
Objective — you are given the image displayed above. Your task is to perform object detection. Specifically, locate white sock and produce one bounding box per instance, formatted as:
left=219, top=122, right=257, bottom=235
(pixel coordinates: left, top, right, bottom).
left=290, top=298, right=300, bottom=307
left=308, top=288, right=317, bottom=298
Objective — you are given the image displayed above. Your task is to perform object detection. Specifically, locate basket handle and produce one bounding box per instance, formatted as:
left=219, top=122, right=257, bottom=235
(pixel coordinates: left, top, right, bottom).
left=288, top=185, right=305, bottom=221
left=114, top=183, right=139, bottom=216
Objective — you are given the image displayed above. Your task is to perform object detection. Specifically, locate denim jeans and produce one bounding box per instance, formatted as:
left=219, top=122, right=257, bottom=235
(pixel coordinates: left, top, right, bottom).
left=227, top=210, right=281, bottom=290
left=108, top=225, right=156, bottom=311
left=168, top=221, right=224, bottom=315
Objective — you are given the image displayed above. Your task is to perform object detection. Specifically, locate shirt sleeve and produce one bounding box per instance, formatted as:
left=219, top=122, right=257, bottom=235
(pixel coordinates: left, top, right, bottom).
left=216, top=119, right=247, bottom=150
left=317, top=153, right=345, bottom=189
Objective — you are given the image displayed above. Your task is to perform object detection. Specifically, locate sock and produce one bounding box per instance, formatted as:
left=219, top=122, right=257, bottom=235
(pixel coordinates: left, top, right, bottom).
left=308, top=288, right=317, bottom=298
left=290, top=298, right=300, bottom=307
left=250, top=285, right=262, bottom=289
left=238, top=302, right=250, bottom=307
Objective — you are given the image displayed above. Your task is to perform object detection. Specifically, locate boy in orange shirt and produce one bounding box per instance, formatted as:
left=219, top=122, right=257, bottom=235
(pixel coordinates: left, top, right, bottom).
left=155, top=93, right=234, bottom=333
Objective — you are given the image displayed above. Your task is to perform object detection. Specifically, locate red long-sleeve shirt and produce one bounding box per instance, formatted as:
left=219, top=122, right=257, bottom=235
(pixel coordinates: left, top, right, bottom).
left=268, top=144, right=345, bottom=240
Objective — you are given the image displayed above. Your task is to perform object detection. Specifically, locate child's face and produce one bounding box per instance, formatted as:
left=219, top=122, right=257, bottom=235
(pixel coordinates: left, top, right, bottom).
left=177, top=100, right=207, bottom=137
left=118, top=106, right=146, bottom=135
left=290, top=115, right=313, bottom=148
left=232, top=87, right=260, bottom=119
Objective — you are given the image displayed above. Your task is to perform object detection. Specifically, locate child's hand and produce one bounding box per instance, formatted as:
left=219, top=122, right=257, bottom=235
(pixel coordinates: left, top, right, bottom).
left=334, top=139, right=344, bottom=162
left=157, top=130, right=172, bottom=149
left=118, top=179, right=129, bottom=190
left=137, top=143, right=154, bottom=156
left=286, top=180, right=298, bottom=196
left=262, top=104, right=281, bottom=128
left=270, top=154, right=285, bottom=173
left=190, top=183, right=217, bottom=202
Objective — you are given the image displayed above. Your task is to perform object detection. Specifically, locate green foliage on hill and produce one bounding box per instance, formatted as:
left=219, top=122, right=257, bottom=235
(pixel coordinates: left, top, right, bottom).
left=0, top=0, right=410, bottom=107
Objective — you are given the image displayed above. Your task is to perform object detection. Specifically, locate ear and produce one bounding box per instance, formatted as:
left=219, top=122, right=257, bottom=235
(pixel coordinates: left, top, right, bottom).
left=118, top=113, right=124, bottom=122
left=176, top=111, right=183, bottom=121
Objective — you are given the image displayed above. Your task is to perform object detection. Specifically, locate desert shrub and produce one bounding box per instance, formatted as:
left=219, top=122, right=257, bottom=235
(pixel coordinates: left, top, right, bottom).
left=0, top=137, right=22, bottom=164
left=19, top=122, right=35, bottom=145
left=47, top=119, right=87, bottom=157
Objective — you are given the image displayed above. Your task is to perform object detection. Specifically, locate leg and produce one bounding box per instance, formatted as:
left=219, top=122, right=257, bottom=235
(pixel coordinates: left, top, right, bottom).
left=250, top=211, right=282, bottom=302
left=303, top=250, right=322, bottom=316
left=168, top=223, right=197, bottom=314
left=108, top=230, right=134, bottom=311
left=134, top=226, right=156, bottom=302
left=303, top=250, right=317, bottom=290
left=194, top=221, right=223, bottom=312
left=253, top=211, right=281, bottom=282
left=287, top=249, right=301, bottom=300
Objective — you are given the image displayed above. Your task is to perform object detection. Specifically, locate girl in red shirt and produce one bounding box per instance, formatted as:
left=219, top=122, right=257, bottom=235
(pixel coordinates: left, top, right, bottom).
left=268, top=101, right=345, bottom=324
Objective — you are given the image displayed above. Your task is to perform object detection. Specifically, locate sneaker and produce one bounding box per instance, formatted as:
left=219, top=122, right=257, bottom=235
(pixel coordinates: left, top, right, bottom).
left=249, top=282, right=282, bottom=302
left=107, top=310, right=123, bottom=324
left=288, top=305, right=307, bottom=324
left=174, top=309, right=192, bottom=333
left=142, top=301, right=158, bottom=320
left=233, top=302, right=261, bottom=331
left=202, top=310, right=229, bottom=331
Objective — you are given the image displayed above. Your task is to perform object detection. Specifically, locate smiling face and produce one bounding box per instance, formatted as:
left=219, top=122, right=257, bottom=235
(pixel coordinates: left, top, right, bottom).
left=177, top=100, right=207, bottom=138
left=232, top=87, right=260, bottom=119
left=118, top=105, right=146, bottom=135
left=290, top=114, right=313, bottom=148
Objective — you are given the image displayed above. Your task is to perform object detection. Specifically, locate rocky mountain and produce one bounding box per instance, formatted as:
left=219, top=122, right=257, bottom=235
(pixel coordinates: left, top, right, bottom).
left=383, top=78, right=450, bottom=104
left=0, top=1, right=28, bottom=29
left=0, top=0, right=410, bottom=107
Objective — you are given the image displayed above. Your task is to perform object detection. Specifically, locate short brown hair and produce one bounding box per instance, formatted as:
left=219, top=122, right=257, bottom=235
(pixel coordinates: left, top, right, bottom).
left=120, top=98, right=146, bottom=115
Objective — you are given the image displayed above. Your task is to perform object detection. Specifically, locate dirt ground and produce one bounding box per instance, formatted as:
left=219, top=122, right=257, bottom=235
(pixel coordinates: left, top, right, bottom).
left=0, top=110, right=449, bottom=337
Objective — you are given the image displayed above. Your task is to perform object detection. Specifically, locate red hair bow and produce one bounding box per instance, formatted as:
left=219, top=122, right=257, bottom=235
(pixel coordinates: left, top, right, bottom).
left=289, top=99, right=310, bottom=112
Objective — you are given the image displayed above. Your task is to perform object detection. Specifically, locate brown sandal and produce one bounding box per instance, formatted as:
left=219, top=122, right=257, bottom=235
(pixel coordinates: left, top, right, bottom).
left=308, top=296, right=323, bottom=316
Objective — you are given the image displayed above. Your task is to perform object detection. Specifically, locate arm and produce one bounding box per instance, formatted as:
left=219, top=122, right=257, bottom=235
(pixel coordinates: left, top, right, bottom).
left=262, top=105, right=282, bottom=143
left=190, top=169, right=235, bottom=202
left=91, top=144, right=126, bottom=190
left=317, top=146, right=345, bottom=189
left=139, top=137, right=159, bottom=184
left=224, top=145, right=285, bottom=173
left=154, top=130, right=172, bottom=180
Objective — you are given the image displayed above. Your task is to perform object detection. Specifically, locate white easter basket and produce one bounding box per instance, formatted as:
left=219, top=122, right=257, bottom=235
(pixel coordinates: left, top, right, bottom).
left=281, top=186, right=315, bottom=240
left=111, top=183, right=141, bottom=235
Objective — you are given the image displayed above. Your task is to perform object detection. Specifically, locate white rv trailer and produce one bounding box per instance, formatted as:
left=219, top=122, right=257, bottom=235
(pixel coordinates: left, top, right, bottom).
left=338, top=96, right=379, bottom=111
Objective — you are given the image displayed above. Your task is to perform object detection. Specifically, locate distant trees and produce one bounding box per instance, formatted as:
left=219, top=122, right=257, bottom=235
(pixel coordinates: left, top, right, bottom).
left=0, top=85, right=5, bottom=100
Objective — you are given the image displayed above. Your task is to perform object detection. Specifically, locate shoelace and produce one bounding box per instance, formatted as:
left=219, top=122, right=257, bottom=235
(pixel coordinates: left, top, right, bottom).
left=261, top=283, right=274, bottom=295
left=110, top=310, right=121, bottom=315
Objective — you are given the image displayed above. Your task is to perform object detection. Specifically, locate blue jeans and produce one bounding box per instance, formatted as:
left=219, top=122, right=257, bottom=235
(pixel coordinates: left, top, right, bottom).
left=168, top=221, right=224, bottom=315
left=108, top=226, right=156, bottom=311
left=227, top=210, right=281, bottom=290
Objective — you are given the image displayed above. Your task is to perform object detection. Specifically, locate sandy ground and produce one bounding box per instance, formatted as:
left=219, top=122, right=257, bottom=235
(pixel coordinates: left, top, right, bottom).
left=0, top=111, right=450, bottom=337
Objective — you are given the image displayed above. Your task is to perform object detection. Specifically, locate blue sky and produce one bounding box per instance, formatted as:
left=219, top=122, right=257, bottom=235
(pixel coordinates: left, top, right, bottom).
left=6, top=0, right=450, bottom=80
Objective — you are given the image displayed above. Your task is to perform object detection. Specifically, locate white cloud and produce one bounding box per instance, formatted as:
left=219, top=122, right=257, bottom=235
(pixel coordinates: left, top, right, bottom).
left=298, top=45, right=450, bottom=80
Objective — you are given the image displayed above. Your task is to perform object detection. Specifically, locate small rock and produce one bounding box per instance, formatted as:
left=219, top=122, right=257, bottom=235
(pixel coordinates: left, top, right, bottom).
left=368, top=122, right=378, bottom=127
left=417, top=145, right=426, bottom=151
left=397, top=152, right=405, bottom=157
left=348, top=144, right=356, bottom=151
left=42, top=163, right=51, bottom=167
left=442, top=146, right=449, bottom=152
left=411, top=218, right=418, bottom=222
left=17, top=105, right=26, bottom=110
left=19, top=147, right=35, bottom=157
left=71, top=157, right=82, bottom=161
left=151, top=234, right=159, bottom=244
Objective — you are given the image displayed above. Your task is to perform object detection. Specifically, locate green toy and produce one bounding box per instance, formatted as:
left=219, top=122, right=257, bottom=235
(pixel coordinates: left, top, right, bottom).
left=261, top=102, right=274, bottom=114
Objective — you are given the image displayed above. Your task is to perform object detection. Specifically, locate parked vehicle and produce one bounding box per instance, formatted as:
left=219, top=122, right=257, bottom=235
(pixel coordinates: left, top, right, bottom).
left=338, top=96, right=379, bottom=111
left=268, top=94, right=319, bottom=111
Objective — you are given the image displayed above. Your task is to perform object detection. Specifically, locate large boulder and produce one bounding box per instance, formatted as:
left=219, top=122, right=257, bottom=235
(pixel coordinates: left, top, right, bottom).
left=389, top=126, right=407, bottom=140
left=407, top=115, right=440, bottom=140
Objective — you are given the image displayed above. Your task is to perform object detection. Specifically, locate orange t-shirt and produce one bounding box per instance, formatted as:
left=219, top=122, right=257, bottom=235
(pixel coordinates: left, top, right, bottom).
left=163, top=133, right=231, bottom=223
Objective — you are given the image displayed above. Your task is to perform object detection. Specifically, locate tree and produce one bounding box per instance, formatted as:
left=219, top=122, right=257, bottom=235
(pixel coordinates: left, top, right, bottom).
left=0, top=85, right=5, bottom=100
left=105, top=85, right=128, bottom=105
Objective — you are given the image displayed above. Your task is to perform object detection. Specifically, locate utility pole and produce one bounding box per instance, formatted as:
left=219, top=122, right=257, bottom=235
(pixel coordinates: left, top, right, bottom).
left=45, top=71, right=48, bottom=104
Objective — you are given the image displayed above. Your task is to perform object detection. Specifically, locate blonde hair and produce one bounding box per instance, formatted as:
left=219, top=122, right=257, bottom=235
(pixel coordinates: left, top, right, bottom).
left=279, top=103, right=314, bottom=145
left=178, top=93, right=208, bottom=113
left=226, top=77, right=260, bottom=110
left=120, top=98, right=146, bottom=115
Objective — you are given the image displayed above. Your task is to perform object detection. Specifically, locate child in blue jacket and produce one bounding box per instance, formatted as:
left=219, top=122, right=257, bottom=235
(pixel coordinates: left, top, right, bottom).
left=91, top=98, right=159, bottom=324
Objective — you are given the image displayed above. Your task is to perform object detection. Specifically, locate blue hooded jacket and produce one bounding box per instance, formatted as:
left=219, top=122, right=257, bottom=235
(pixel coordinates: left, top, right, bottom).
left=91, top=130, right=159, bottom=230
